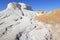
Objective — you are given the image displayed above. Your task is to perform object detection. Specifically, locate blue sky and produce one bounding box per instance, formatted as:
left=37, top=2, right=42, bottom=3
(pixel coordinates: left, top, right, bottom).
left=0, top=0, right=60, bottom=12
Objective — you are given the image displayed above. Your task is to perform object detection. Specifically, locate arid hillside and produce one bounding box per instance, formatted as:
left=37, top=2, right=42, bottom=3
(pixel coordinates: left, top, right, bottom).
left=35, top=9, right=60, bottom=24
left=35, top=9, right=60, bottom=40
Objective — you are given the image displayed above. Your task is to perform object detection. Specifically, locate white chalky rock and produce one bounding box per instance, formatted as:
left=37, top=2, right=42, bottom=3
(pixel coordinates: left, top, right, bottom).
left=0, top=2, right=55, bottom=40
left=7, top=2, right=32, bottom=10
left=19, top=3, right=32, bottom=10
left=7, top=2, right=18, bottom=9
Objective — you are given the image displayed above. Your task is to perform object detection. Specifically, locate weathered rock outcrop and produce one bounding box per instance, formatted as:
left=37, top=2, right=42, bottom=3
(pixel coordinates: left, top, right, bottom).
left=0, top=2, right=60, bottom=40
left=7, top=2, right=32, bottom=10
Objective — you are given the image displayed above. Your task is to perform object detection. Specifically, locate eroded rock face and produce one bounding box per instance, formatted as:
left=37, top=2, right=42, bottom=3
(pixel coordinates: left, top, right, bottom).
left=0, top=2, right=37, bottom=40
left=7, top=2, right=21, bottom=9
left=36, top=10, right=47, bottom=16
left=7, top=2, right=32, bottom=10
left=0, top=2, right=60, bottom=40
left=19, top=3, right=32, bottom=10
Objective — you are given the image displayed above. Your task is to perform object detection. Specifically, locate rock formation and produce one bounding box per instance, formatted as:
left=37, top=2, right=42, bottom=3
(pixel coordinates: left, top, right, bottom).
left=7, top=2, right=32, bottom=10
left=0, top=2, right=60, bottom=40
left=36, top=10, right=47, bottom=16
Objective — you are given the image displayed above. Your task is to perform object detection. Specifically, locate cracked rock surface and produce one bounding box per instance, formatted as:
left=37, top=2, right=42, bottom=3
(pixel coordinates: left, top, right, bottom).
left=0, top=2, right=60, bottom=40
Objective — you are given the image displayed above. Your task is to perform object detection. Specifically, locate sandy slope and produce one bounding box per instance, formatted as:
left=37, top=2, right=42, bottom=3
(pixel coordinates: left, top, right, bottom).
left=35, top=9, right=60, bottom=24
left=35, top=9, right=60, bottom=40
